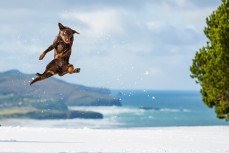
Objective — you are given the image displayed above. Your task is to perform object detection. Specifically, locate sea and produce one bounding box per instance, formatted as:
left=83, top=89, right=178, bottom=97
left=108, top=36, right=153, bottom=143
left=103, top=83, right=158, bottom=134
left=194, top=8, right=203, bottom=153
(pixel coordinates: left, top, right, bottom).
left=1, top=90, right=229, bottom=128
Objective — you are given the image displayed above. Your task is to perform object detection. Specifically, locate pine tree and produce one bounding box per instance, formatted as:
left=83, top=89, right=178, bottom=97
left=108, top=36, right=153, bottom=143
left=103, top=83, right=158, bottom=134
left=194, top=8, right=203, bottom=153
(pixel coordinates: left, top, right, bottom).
left=190, top=0, right=229, bottom=120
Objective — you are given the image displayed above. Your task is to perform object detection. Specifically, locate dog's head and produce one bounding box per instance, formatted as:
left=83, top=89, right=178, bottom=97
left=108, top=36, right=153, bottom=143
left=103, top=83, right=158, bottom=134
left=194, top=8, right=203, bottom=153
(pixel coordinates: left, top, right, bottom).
left=58, top=22, right=79, bottom=45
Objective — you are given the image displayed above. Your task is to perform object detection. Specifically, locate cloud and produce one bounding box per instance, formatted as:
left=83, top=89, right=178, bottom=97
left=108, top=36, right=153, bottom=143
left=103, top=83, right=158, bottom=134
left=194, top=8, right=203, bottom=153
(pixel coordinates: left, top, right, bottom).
left=189, top=0, right=221, bottom=7
left=61, top=9, right=124, bottom=36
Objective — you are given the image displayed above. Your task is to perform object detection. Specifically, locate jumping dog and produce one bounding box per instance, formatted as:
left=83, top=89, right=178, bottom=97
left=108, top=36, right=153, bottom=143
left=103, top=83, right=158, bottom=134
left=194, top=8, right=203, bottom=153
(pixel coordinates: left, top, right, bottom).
left=30, top=23, right=80, bottom=85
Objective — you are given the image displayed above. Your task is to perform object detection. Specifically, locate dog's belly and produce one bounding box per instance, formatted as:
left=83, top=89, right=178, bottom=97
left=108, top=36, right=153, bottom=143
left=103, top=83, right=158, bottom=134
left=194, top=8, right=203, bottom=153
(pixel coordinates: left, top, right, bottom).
left=56, top=59, right=65, bottom=67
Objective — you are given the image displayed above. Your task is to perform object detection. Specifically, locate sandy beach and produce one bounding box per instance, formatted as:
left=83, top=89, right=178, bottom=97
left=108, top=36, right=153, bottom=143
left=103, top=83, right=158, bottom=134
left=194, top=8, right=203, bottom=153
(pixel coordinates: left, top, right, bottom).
left=0, top=126, right=228, bottom=153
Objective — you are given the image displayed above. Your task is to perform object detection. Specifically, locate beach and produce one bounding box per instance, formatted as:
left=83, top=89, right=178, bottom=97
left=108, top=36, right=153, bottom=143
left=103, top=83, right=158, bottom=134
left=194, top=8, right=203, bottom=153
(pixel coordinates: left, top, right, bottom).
left=0, top=126, right=229, bottom=153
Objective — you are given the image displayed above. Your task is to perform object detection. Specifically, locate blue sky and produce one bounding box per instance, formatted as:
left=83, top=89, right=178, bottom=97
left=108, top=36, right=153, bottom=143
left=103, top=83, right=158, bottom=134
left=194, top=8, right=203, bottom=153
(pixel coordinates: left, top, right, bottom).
left=0, top=0, right=221, bottom=90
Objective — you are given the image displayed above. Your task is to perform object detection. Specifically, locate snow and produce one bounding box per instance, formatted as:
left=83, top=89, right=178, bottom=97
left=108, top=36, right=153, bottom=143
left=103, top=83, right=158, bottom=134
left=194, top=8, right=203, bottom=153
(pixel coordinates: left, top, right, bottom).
left=0, top=126, right=229, bottom=153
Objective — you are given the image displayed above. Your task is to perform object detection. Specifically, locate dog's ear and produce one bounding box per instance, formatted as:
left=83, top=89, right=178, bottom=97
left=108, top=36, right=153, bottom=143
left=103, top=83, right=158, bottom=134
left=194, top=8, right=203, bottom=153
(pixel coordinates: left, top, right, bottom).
left=58, top=22, right=65, bottom=30
left=72, top=29, right=80, bottom=34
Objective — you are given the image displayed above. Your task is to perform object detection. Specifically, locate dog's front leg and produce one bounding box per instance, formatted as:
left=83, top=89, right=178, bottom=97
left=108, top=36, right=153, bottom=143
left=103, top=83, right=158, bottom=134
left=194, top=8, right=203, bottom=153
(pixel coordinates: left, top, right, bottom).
left=39, top=45, right=55, bottom=60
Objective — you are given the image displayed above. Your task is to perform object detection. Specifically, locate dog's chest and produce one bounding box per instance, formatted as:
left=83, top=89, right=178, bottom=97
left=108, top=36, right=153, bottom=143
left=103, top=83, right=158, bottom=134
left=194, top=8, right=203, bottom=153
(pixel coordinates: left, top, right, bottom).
left=56, top=42, right=67, bottom=53
left=56, top=41, right=70, bottom=53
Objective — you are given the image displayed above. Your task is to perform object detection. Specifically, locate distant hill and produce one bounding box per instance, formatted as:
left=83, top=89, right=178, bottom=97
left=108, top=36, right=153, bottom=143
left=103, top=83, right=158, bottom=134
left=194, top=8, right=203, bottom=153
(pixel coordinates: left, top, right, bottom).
left=0, top=70, right=121, bottom=107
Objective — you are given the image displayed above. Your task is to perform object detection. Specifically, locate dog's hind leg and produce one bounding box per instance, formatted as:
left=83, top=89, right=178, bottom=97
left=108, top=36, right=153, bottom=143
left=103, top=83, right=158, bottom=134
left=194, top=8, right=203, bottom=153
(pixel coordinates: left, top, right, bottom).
left=73, top=68, right=80, bottom=73
left=30, top=71, right=55, bottom=86
left=68, top=64, right=80, bottom=74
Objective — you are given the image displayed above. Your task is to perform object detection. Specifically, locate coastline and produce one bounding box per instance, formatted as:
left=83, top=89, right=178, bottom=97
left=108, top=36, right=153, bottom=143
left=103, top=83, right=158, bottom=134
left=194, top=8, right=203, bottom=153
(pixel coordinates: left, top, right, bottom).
left=0, top=126, right=228, bottom=153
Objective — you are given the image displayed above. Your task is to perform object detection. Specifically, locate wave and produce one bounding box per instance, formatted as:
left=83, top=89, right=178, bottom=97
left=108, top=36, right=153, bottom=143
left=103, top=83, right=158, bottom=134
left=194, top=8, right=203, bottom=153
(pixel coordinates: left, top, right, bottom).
left=70, top=106, right=191, bottom=115
left=70, top=106, right=144, bottom=115
left=138, top=107, right=191, bottom=113
left=160, top=108, right=191, bottom=112
left=0, top=118, right=123, bottom=129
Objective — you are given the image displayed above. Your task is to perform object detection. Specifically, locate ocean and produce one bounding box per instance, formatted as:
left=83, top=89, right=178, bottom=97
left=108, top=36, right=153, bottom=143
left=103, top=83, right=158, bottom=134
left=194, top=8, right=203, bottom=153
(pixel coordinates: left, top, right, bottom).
left=1, top=90, right=229, bottom=128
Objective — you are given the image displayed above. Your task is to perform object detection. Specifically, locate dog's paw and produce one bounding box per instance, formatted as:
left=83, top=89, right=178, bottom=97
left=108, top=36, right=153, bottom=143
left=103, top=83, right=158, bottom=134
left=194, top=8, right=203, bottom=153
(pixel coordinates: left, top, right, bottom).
left=75, top=68, right=80, bottom=73
left=39, top=53, right=45, bottom=60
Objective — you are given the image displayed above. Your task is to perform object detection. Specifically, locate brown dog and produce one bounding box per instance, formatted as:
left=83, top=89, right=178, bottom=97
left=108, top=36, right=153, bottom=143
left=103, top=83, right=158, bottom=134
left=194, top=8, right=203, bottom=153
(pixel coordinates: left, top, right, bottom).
left=30, top=23, right=80, bottom=85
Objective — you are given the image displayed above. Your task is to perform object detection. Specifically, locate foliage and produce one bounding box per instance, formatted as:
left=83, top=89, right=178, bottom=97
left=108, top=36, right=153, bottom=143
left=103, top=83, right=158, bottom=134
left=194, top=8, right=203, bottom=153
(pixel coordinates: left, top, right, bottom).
left=190, top=0, right=229, bottom=120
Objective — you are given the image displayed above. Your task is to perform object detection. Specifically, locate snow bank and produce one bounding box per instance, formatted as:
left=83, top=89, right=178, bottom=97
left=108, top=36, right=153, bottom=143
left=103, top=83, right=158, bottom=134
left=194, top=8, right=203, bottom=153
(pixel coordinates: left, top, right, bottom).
left=0, top=126, right=229, bottom=153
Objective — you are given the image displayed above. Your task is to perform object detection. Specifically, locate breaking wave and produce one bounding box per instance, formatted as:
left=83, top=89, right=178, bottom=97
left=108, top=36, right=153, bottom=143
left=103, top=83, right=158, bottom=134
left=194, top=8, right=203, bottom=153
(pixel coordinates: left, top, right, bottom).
left=70, top=106, right=191, bottom=115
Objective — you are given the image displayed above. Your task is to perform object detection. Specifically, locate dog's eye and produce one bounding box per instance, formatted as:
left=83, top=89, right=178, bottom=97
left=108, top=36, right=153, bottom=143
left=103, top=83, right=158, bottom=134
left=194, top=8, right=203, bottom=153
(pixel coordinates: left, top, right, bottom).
left=63, top=31, right=67, bottom=35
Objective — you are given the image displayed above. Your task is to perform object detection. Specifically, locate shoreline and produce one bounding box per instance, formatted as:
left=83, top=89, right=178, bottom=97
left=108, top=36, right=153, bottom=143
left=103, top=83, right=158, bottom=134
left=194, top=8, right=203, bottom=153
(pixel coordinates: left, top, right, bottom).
left=0, top=126, right=229, bottom=152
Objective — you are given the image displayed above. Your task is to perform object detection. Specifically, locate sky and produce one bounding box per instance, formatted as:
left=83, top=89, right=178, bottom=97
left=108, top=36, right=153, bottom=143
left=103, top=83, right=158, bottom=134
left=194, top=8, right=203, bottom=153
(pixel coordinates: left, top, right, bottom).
left=0, top=0, right=221, bottom=90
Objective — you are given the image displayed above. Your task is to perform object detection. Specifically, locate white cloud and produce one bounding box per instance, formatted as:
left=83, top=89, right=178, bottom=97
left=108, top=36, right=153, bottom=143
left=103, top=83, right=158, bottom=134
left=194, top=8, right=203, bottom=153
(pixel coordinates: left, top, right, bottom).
left=61, top=9, right=124, bottom=36
left=174, top=0, right=187, bottom=7
left=146, top=21, right=164, bottom=32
